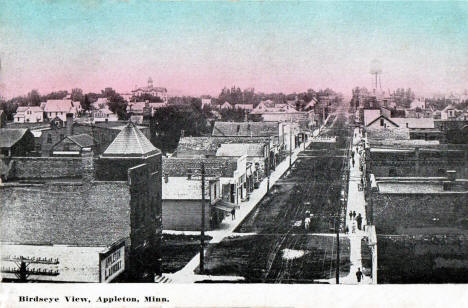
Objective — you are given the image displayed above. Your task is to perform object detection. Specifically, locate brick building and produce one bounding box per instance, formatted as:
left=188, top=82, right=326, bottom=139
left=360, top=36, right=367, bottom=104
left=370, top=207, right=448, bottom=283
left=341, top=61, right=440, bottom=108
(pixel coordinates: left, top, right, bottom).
left=0, top=123, right=162, bottom=282
left=367, top=176, right=468, bottom=283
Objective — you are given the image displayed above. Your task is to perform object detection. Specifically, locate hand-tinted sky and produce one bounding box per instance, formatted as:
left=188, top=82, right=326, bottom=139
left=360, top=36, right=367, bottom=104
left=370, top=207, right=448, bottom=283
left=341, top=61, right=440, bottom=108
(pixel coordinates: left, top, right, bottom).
left=1, top=0, right=467, bottom=98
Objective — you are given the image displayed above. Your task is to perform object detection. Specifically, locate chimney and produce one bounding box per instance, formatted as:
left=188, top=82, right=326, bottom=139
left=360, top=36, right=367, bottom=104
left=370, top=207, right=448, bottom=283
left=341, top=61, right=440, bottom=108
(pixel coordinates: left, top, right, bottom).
left=66, top=113, right=74, bottom=136
left=164, top=173, right=169, bottom=183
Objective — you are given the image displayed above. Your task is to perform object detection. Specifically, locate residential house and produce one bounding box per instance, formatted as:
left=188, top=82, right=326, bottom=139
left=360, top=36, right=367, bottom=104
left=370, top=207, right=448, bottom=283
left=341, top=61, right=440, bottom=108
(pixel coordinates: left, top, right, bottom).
left=13, top=106, right=44, bottom=123
left=441, top=105, right=459, bottom=120
left=219, top=102, right=233, bottom=110
left=44, top=99, right=80, bottom=121
left=410, top=98, right=426, bottom=110
left=92, top=107, right=119, bottom=123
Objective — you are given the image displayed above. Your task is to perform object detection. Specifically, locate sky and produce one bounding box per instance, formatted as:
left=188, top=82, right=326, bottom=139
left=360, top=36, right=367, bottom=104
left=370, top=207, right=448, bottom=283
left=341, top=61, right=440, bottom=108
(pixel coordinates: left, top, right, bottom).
left=0, top=0, right=467, bottom=99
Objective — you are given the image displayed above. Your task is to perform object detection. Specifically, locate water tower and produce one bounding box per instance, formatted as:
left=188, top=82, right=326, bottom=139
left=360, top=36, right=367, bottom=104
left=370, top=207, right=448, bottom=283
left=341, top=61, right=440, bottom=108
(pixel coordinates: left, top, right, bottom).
left=369, top=59, right=382, bottom=90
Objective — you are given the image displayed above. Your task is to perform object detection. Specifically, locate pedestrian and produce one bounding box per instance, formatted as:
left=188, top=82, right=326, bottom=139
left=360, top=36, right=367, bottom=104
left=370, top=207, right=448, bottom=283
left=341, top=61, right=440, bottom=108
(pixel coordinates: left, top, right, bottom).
left=352, top=159, right=355, bottom=167
left=345, top=225, right=349, bottom=234
left=360, top=177, right=364, bottom=186
left=352, top=220, right=357, bottom=233
left=356, top=268, right=363, bottom=283
left=349, top=211, right=353, bottom=221
left=351, top=151, right=355, bottom=159
left=352, top=211, right=356, bottom=220
left=356, top=213, right=363, bottom=230
left=231, top=208, right=236, bottom=220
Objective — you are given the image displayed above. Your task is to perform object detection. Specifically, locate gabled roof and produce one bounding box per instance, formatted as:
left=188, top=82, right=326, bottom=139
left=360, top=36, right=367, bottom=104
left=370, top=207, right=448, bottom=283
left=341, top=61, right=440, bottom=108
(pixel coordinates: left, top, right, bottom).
left=102, top=122, right=160, bottom=157
left=216, top=143, right=265, bottom=157
left=67, top=134, right=95, bottom=148
left=212, top=121, right=279, bottom=137
left=44, top=99, right=77, bottom=113
left=441, top=104, right=456, bottom=112
left=0, top=128, right=29, bottom=148
left=366, top=115, right=400, bottom=127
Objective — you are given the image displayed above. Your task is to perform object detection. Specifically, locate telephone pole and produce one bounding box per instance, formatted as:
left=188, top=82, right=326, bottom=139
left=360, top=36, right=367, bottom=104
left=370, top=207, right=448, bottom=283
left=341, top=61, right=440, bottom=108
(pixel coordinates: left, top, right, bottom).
left=199, top=162, right=206, bottom=274
left=336, top=215, right=340, bottom=284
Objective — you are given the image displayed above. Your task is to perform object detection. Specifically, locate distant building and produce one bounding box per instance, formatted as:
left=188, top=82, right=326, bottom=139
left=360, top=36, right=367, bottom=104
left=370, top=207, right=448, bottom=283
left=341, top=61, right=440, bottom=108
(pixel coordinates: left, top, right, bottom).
left=92, top=108, right=119, bottom=123
left=441, top=105, right=458, bottom=120
left=219, top=102, right=233, bottom=110
left=131, top=77, right=168, bottom=102
left=13, top=106, right=44, bottom=123
left=201, top=98, right=212, bottom=108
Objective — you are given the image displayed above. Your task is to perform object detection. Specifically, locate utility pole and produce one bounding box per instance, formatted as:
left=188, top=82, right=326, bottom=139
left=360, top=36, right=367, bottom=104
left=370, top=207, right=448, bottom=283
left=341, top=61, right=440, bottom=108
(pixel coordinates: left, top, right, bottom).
left=336, top=215, right=340, bottom=284
left=199, top=162, right=205, bottom=274
left=289, top=125, right=293, bottom=170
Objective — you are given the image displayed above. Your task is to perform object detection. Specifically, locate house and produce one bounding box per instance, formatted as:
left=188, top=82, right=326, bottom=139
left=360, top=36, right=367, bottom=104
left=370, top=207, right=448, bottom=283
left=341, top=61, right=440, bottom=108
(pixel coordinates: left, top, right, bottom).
left=201, top=98, right=212, bottom=108
left=44, top=99, right=80, bottom=121
left=91, top=98, right=109, bottom=110
left=365, top=115, right=399, bottom=130
left=92, top=108, right=119, bottom=123
left=0, top=128, right=35, bottom=157
left=410, top=98, right=426, bottom=110
left=50, top=134, right=96, bottom=156
left=441, top=105, right=458, bottom=120
left=219, top=102, right=233, bottom=110
left=0, top=124, right=162, bottom=282
left=127, top=102, right=146, bottom=115
left=13, top=106, right=44, bottom=123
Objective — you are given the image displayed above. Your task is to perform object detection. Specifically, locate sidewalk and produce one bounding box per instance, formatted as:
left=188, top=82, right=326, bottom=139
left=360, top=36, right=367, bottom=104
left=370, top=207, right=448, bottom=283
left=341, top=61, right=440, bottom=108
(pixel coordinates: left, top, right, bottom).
left=340, top=127, right=372, bottom=285
left=165, top=136, right=314, bottom=283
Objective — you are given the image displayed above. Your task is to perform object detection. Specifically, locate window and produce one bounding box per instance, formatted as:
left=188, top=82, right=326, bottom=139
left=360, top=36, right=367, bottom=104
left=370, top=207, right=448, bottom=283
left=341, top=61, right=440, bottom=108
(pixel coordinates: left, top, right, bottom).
left=47, top=134, right=52, bottom=144
left=60, top=134, right=64, bottom=140
left=437, top=168, right=446, bottom=176
left=388, top=169, right=397, bottom=177
left=380, top=119, right=384, bottom=127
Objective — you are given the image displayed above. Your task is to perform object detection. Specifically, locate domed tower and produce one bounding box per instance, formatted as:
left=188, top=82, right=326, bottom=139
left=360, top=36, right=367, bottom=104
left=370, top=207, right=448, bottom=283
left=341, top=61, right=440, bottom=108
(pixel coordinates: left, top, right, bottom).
left=148, top=77, right=153, bottom=89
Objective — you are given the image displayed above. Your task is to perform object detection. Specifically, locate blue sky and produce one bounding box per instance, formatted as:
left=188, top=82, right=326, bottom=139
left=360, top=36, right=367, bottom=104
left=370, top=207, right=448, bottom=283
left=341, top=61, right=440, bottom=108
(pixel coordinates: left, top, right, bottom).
left=0, top=1, right=467, bottom=98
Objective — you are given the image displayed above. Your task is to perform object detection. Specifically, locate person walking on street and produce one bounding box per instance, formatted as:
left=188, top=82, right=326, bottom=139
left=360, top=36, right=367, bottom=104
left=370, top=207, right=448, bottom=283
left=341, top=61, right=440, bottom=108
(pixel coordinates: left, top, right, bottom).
left=356, top=213, right=363, bottom=230
left=352, top=220, right=357, bottom=233
left=352, top=211, right=356, bottom=220
left=349, top=211, right=353, bottom=221
left=352, top=158, right=355, bottom=168
left=231, top=208, right=236, bottom=220
left=356, top=268, right=363, bottom=283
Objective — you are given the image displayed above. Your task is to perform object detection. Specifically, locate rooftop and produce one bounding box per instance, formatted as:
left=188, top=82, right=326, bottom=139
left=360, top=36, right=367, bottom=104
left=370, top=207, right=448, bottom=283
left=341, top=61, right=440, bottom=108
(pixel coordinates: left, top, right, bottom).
left=212, top=121, right=279, bottom=137
left=0, top=182, right=131, bottom=246
left=216, top=143, right=265, bottom=157
left=102, top=122, right=160, bottom=158
left=65, top=134, right=95, bottom=148
left=163, top=157, right=238, bottom=178
left=0, top=128, right=29, bottom=148
left=44, top=99, right=78, bottom=113
left=376, top=179, right=468, bottom=194
left=175, top=136, right=270, bottom=158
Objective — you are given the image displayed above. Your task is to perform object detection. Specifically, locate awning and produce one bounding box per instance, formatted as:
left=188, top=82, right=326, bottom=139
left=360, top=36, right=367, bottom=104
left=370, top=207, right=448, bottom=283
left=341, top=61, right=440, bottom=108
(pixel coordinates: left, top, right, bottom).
left=213, top=200, right=240, bottom=212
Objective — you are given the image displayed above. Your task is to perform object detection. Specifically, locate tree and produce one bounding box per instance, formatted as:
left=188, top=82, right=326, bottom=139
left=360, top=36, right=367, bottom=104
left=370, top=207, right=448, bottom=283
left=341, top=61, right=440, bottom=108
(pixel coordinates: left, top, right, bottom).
left=71, top=88, right=84, bottom=103
left=108, top=94, right=128, bottom=120
left=27, top=90, right=41, bottom=106
left=82, top=94, right=91, bottom=111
